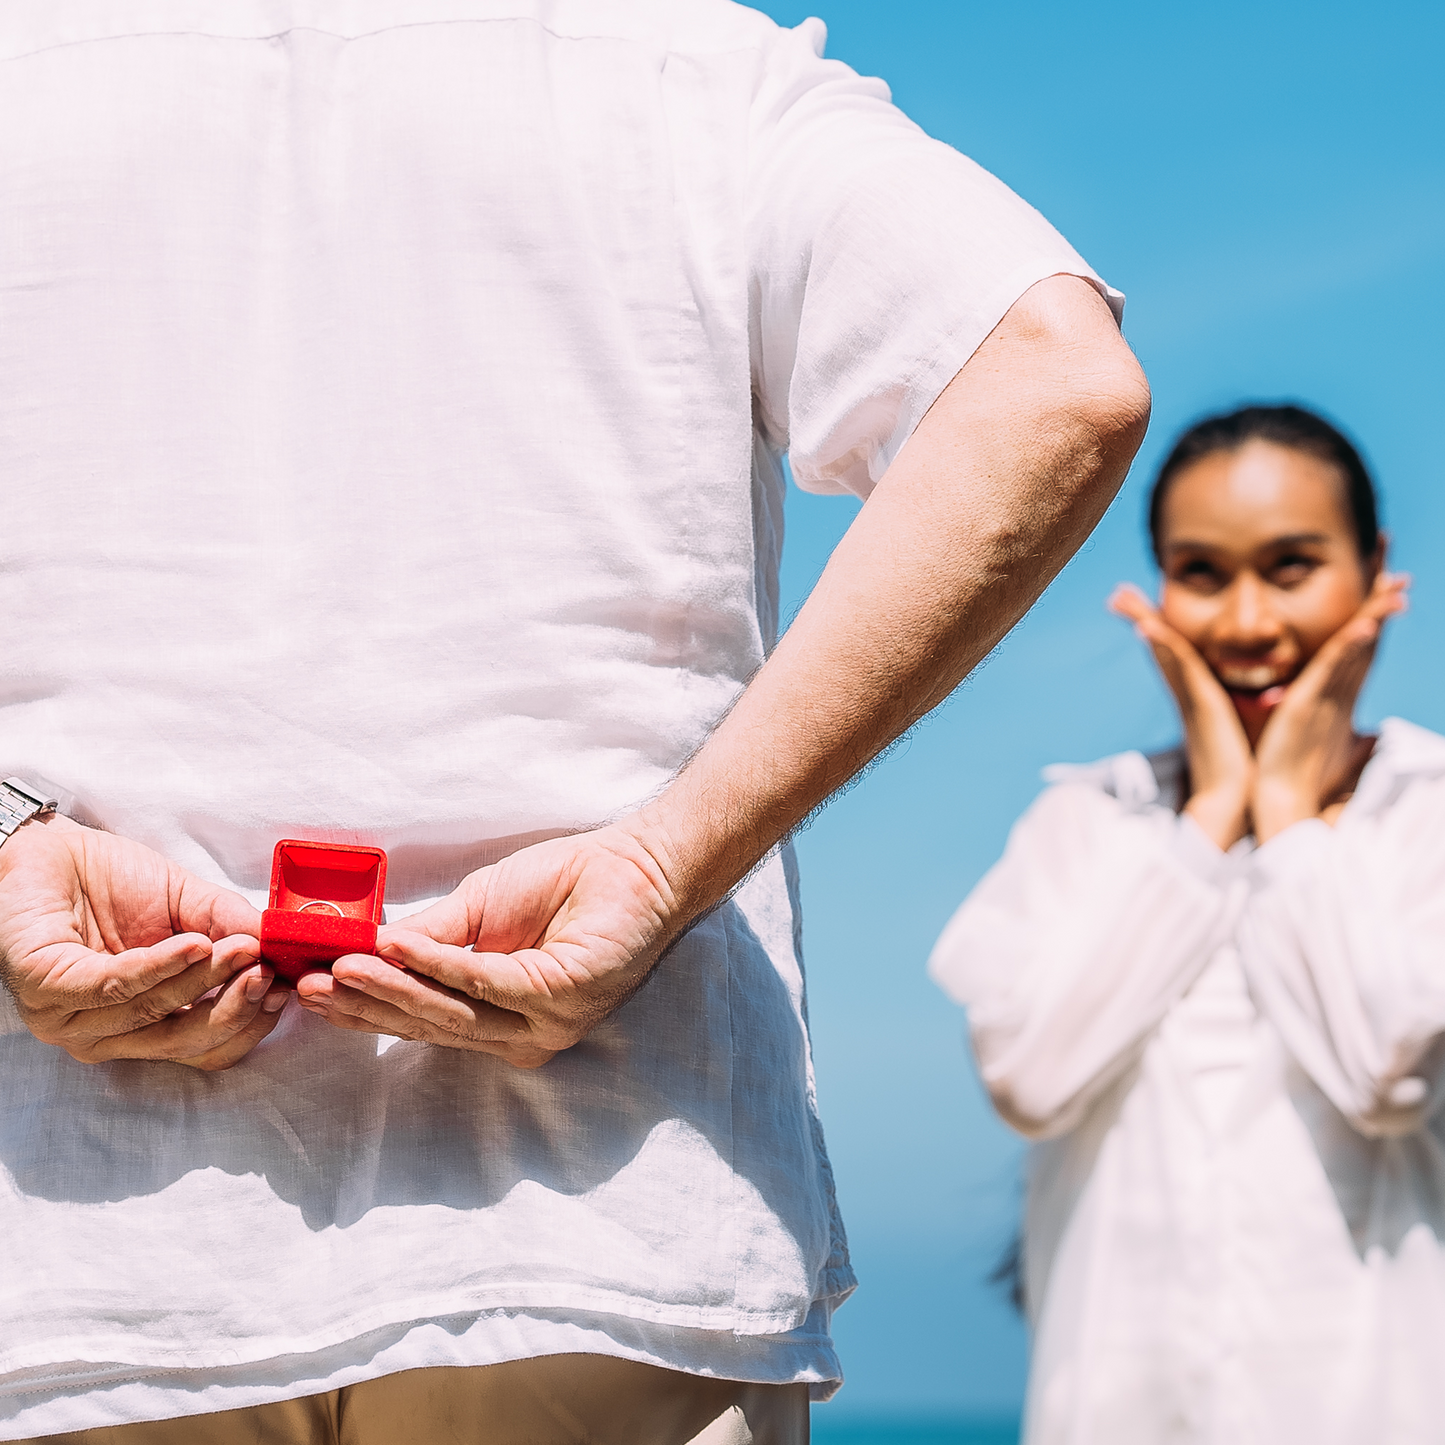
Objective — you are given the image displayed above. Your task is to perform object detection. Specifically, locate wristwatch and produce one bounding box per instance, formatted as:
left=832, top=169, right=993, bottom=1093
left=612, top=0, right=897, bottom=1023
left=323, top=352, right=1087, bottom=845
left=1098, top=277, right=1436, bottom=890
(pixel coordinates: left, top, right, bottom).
left=0, top=778, right=58, bottom=846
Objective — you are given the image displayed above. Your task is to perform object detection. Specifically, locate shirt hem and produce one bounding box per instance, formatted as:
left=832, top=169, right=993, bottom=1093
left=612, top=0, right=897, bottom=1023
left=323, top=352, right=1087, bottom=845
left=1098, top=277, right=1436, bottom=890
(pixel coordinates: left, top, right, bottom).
left=0, top=1305, right=846, bottom=1438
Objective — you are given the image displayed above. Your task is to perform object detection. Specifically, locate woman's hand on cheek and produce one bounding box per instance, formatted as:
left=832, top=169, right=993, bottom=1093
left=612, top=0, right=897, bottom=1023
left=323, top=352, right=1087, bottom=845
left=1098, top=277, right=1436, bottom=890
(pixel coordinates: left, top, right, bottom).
left=1251, top=573, right=1408, bottom=842
left=1110, top=584, right=1255, bottom=850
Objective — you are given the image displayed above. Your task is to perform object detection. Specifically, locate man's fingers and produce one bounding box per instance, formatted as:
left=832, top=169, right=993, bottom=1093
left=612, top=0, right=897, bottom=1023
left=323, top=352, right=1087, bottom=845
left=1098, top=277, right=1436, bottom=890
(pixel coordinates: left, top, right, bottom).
left=173, top=968, right=288, bottom=1071
left=171, top=875, right=265, bottom=945
left=376, top=891, right=480, bottom=950
left=304, top=978, right=451, bottom=1040
left=302, top=982, right=552, bottom=1066
left=372, top=930, right=529, bottom=1000
left=321, top=951, right=533, bottom=1044
left=17, top=933, right=215, bottom=1014
left=174, top=1003, right=286, bottom=1072
left=76, top=964, right=281, bottom=1066
left=46, top=940, right=262, bottom=1043
left=306, top=981, right=548, bottom=1065
left=214, top=933, right=264, bottom=974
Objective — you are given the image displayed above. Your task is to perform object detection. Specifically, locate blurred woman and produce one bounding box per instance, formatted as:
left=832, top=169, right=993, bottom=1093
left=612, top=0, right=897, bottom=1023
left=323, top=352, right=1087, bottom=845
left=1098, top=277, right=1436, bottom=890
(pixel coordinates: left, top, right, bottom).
left=930, top=404, right=1445, bottom=1444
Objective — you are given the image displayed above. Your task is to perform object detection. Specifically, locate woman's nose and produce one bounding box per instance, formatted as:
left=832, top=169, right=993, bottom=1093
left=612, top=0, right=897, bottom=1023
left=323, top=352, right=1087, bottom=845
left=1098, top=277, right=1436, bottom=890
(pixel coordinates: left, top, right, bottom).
left=1216, top=573, right=1285, bottom=649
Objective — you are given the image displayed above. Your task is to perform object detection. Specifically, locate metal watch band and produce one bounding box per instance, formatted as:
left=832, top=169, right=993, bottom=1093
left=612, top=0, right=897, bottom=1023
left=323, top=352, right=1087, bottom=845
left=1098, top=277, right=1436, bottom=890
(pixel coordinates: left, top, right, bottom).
left=0, top=778, right=58, bottom=842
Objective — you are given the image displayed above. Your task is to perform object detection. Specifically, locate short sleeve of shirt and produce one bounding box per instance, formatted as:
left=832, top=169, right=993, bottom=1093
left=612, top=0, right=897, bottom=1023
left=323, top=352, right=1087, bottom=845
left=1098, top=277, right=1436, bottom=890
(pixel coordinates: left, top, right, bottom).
left=747, top=18, right=1123, bottom=498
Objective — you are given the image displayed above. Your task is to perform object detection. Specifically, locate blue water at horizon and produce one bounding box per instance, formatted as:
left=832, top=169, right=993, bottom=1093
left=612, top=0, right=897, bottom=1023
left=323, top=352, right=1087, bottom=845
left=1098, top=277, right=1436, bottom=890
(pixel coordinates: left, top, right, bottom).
left=811, top=1415, right=1020, bottom=1445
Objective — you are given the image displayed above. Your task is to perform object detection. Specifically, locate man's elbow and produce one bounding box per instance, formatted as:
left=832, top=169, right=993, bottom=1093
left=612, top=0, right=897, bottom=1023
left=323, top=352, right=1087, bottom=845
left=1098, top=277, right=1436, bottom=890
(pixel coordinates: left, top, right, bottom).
left=1010, top=273, right=1152, bottom=492
left=1052, top=282, right=1151, bottom=475
left=1080, top=336, right=1152, bottom=481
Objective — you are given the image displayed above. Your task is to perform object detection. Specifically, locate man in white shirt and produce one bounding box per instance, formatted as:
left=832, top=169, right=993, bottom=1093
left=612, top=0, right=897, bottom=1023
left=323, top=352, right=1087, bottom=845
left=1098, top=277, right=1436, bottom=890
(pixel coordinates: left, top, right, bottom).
left=0, top=3, right=1148, bottom=1441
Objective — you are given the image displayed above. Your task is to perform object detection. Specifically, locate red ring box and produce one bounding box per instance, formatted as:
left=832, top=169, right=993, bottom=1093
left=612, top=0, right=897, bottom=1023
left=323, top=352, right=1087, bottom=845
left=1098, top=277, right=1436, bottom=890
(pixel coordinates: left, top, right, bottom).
left=259, top=839, right=388, bottom=983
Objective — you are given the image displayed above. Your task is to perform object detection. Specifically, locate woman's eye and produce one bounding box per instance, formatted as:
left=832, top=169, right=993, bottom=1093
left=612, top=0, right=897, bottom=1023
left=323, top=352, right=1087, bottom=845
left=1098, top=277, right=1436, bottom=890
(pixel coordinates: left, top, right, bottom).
left=1174, top=559, right=1223, bottom=590
left=1270, top=555, right=1318, bottom=586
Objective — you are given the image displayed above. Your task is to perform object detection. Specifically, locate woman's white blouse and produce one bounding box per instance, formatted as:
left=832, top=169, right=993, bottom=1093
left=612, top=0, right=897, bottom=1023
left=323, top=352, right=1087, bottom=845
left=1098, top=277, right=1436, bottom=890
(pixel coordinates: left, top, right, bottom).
left=929, top=718, right=1445, bottom=1445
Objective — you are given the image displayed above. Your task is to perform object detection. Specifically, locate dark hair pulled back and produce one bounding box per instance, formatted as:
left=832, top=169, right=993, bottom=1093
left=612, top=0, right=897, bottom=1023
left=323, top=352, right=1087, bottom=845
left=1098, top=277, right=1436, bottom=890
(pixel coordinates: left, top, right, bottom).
left=1147, top=403, right=1380, bottom=564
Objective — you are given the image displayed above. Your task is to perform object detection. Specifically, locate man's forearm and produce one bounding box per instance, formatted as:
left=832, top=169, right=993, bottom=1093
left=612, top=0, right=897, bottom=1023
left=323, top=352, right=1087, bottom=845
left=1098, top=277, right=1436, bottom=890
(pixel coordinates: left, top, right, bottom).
left=632, top=274, right=1150, bottom=918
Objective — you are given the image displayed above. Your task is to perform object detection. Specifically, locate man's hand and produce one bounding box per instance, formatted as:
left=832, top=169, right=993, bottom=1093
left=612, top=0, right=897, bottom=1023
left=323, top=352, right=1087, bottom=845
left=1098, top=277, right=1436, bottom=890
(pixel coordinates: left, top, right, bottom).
left=1110, top=583, right=1256, bottom=850
left=0, top=815, right=286, bottom=1069
left=1252, top=572, right=1408, bottom=841
left=296, top=827, right=678, bottom=1068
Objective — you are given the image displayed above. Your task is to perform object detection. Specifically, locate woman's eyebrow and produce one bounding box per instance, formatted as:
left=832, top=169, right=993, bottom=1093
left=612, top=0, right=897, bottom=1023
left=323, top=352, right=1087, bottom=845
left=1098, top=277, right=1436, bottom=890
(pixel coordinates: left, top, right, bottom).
left=1163, top=530, right=1332, bottom=556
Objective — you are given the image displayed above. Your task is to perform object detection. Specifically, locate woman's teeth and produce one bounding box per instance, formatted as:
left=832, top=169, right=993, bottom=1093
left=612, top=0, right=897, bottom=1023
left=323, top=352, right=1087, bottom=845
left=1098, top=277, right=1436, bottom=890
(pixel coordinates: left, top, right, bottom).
left=1220, top=665, right=1287, bottom=692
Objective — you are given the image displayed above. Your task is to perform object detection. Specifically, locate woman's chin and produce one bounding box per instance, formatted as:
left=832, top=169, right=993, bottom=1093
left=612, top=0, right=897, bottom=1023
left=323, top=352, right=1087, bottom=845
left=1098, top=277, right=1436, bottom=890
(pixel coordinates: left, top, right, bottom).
left=1228, top=684, right=1288, bottom=735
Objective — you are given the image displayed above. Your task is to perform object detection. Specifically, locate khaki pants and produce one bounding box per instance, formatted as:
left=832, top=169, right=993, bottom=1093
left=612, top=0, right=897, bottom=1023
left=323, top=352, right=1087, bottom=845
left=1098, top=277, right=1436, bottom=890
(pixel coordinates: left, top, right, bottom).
left=32, top=1356, right=809, bottom=1445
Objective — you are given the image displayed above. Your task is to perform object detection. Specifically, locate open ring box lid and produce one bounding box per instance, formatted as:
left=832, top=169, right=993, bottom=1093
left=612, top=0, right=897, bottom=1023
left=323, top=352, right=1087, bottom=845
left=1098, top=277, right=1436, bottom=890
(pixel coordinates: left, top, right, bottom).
left=259, top=839, right=388, bottom=982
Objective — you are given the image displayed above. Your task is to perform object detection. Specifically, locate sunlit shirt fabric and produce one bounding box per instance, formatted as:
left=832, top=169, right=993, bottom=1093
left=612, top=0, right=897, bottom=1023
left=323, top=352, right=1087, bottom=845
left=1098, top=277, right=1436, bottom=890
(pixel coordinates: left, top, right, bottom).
left=930, top=718, right=1445, bottom=1445
left=0, top=0, right=1113, bottom=1436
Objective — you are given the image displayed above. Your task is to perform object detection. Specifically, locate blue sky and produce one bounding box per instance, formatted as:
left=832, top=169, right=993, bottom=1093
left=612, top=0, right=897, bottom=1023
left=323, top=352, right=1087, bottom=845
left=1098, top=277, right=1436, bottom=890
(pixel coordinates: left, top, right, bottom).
left=748, top=0, right=1445, bottom=1420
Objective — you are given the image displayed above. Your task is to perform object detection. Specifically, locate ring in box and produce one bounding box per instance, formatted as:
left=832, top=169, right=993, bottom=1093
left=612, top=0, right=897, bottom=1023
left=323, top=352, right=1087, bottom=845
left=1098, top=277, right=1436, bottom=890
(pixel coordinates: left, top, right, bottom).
left=259, top=839, right=388, bottom=982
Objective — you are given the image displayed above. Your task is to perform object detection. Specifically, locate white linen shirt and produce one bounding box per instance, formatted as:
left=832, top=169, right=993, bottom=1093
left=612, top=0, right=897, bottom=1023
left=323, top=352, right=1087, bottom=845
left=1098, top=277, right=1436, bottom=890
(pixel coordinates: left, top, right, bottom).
left=0, top=1, right=1112, bottom=1436
left=930, top=718, right=1445, bottom=1445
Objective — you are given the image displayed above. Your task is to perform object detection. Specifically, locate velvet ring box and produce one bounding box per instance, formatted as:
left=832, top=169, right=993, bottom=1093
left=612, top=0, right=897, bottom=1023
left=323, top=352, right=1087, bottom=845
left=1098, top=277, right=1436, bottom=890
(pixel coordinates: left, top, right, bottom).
left=259, top=839, right=389, bottom=983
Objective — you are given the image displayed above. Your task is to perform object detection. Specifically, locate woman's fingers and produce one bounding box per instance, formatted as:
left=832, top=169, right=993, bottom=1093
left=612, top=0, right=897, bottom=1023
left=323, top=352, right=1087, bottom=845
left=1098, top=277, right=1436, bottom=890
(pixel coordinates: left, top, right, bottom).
left=1364, top=570, right=1410, bottom=618
left=1109, top=581, right=1230, bottom=717
left=1251, top=573, right=1406, bottom=838
left=1283, top=573, right=1406, bottom=712
left=1108, top=582, right=1192, bottom=668
left=1106, top=582, right=1155, bottom=624
left=1111, top=579, right=1254, bottom=849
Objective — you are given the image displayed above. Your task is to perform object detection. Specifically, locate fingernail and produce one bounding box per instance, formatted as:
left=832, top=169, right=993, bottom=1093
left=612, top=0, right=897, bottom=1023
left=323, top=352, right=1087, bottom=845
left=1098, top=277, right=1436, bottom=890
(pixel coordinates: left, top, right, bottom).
left=263, top=989, right=288, bottom=1013
left=245, top=973, right=269, bottom=1004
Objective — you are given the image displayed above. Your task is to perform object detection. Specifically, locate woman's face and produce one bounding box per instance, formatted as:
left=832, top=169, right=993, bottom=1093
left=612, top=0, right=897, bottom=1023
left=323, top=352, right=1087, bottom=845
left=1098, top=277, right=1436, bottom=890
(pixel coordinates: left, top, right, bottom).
left=1157, top=440, right=1379, bottom=739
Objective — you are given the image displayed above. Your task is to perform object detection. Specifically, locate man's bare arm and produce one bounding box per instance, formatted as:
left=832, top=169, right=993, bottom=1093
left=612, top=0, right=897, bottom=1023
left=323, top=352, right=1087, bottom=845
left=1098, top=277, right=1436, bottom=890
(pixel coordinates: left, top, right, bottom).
left=636, top=273, right=1151, bottom=916
left=305, top=273, right=1149, bottom=1063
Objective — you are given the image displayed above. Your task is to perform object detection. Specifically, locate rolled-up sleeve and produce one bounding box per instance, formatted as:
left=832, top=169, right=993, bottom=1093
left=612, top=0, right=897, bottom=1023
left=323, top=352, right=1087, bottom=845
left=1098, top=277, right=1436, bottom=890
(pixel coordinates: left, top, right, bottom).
left=745, top=18, right=1121, bottom=499
left=930, top=783, right=1241, bottom=1140
left=1240, top=775, right=1445, bottom=1138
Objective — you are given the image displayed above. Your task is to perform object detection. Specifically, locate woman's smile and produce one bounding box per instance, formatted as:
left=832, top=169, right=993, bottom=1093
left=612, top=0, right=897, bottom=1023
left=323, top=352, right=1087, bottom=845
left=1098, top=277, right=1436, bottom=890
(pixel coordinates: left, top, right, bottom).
left=1155, top=439, right=1381, bottom=745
